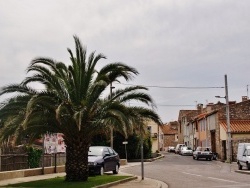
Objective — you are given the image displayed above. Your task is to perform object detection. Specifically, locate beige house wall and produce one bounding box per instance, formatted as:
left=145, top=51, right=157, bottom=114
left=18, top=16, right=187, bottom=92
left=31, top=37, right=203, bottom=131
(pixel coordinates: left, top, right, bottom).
left=220, top=126, right=227, bottom=140
left=147, top=121, right=161, bottom=153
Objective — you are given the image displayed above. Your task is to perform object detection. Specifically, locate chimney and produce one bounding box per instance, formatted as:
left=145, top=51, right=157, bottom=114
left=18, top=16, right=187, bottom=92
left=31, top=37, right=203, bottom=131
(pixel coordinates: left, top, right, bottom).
left=242, top=96, right=248, bottom=102
left=206, top=103, right=214, bottom=112
left=197, top=103, right=203, bottom=113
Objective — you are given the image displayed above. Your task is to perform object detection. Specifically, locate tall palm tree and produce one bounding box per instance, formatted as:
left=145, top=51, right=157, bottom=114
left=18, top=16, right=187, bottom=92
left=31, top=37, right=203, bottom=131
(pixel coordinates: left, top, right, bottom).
left=0, top=36, right=162, bottom=181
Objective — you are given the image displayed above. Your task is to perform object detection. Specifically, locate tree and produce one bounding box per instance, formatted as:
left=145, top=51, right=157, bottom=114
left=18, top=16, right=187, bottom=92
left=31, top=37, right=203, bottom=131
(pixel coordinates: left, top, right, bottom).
left=0, top=36, right=162, bottom=181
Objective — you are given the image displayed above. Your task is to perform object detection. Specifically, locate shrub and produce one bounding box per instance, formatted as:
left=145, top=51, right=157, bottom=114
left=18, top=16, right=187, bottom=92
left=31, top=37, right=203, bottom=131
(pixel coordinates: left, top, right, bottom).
left=27, top=146, right=42, bottom=168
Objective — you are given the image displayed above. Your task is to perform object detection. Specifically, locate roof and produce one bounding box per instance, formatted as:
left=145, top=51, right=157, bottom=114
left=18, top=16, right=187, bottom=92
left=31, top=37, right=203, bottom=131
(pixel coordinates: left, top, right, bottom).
left=178, top=110, right=200, bottom=121
left=193, top=113, right=207, bottom=121
left=161, top=124, right=178, bottom=135
left=220, top=120, right=250, bottom=133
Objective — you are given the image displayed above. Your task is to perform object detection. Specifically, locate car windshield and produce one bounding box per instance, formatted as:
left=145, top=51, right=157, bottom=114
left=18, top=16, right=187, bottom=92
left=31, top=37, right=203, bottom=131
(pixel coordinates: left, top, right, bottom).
left=247, top=149, right=250, bottom=156
left=183, top=147, right=192, bottom=150
left=88, top=147, right=103, bottom=156
left=196, top=147, right=210, bottom=151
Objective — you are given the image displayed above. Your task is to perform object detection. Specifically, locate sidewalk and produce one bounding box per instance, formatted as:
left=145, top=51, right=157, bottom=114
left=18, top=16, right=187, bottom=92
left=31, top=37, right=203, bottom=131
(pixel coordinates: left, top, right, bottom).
left=0, top=162, right=168, bottom=188
left=111, top=162, right=168, bottom=188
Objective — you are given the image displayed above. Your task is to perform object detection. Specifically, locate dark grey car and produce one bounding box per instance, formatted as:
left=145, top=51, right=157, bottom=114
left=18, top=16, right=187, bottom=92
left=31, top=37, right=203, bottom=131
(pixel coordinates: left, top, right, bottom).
left=88, top=146, right=120, bottom=175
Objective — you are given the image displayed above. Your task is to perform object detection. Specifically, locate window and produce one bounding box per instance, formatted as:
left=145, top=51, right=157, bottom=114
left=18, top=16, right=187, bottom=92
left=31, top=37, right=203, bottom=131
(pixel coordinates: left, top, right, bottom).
left=107, top=147, right=115, bottom=155
left=103, top=148, right=109, bottom=156
left=247, top=149, right=250, bottom=156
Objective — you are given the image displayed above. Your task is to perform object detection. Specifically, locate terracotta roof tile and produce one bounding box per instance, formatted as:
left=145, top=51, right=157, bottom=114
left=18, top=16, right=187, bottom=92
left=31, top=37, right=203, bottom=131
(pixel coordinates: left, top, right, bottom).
left=220, top=120, right=250, bottom=133
left=161, top=124, right=178, bottom=135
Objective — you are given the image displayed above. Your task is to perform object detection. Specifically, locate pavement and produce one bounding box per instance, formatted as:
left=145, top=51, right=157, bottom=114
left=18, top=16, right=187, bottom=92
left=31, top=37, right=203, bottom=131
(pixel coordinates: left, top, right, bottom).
left=1, top=154, right=248, bottom=188
left=0, top=161, right=168, bottom=188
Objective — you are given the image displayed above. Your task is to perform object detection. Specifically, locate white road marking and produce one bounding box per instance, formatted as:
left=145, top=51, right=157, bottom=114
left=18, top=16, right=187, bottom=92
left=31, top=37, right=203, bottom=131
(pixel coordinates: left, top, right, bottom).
left=213, top=184, right=250, bottom=187
left=207, top=176, right=239, bottom=183
left=182, top=172, right=202, bottom=177
left=183, top=172, right=247, bottom=186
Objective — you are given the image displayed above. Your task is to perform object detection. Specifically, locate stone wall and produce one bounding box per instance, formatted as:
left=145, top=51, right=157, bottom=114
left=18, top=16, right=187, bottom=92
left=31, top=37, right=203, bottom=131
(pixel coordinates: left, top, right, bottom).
left=219, top=100, right=250, bottom=120
left=164, top=135, right=177, bottom=147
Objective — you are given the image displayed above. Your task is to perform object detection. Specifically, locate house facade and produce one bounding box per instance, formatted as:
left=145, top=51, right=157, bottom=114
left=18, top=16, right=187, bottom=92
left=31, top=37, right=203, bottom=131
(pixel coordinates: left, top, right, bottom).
left=147, top=120, right=163, bottom=153
left=161, top=121, right=178, bottom=151
left=178, top=104, right=202, bottom=145
left=178, top=97, right=250, bottom=161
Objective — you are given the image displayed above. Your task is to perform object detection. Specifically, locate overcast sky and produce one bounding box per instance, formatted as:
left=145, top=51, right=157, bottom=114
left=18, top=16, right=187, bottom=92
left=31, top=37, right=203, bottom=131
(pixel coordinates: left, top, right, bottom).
left=1, top=0, right=250, bottom=123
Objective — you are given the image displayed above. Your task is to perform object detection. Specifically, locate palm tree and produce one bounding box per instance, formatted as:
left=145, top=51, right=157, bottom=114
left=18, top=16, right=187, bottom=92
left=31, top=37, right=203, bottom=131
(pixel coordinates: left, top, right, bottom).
left=0, top=36, right=162, bottom=181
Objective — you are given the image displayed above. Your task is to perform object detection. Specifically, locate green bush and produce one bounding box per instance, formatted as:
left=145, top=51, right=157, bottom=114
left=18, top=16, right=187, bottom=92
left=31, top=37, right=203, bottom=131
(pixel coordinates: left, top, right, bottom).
left=27, top=146, right=42, bottom=168
left=113, top=132, right=152, bottom=159
left=90, top=131, right=152, bottom=160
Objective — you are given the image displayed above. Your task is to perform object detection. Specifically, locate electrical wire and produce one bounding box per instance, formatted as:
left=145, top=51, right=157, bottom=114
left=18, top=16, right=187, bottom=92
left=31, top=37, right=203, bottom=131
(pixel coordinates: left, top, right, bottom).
left=119, top=83, right=224, bottom=89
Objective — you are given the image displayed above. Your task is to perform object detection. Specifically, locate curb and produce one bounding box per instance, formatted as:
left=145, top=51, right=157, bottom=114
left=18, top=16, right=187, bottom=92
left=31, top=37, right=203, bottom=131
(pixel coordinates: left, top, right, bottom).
left=235, top=170, right=250, bottom=175
left=94, top=176, right=138, bottom=188
left=128, top=154, right=165, bottom=162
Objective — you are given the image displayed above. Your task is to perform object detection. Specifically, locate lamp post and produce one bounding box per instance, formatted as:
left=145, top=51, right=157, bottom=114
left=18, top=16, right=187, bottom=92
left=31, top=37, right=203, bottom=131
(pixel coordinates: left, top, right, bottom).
left=110, top=83, right=115, bottom=148
left=215, top=74, right=231, bottom=163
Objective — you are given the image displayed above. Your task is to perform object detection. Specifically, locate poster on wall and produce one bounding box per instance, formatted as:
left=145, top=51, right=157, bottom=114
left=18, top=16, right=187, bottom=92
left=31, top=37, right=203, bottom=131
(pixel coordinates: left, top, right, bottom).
left=44, top=133, right=66, bottom=154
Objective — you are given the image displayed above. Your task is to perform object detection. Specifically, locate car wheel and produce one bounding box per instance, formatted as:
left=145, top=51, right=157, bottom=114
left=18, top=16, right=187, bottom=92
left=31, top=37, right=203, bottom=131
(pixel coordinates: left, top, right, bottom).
left=113, top=164, right=119, bottom=174
left=196, top=157, right=199, bottom=160
left=193, top=156, right=195, bottom=160
left=99, top=166, right=104, bottom=175
left=238, top=163, right=242, bottom=170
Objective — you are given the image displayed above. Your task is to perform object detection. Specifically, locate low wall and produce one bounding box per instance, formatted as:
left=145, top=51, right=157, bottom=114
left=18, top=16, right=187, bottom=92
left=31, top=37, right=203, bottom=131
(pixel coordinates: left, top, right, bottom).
left=0, top=165, right=65, bottom=181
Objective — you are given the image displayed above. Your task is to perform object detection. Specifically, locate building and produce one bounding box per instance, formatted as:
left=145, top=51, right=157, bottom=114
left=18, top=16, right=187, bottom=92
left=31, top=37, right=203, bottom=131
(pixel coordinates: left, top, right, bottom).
left=161, top=121, right=178, bottom=151
left=178, top=97, right=250, bottom=161
left=147, top=120, right=163, bottom=153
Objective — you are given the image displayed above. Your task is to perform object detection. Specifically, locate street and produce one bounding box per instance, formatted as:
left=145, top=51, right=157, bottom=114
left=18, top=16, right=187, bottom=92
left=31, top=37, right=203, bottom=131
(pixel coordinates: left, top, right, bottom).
left=121, top=152, right=250, bottom=188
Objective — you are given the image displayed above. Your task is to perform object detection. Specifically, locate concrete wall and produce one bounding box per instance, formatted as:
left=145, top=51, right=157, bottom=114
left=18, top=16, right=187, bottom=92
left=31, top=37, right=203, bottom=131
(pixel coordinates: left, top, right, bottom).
left=0, top=165, right=65, bottom=181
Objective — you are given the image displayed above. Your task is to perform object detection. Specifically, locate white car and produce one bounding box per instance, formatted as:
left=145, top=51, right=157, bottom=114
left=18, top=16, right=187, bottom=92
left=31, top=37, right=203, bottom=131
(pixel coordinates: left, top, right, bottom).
left=180, top=146, right=193, bottom=156
left=193, top=147, right=213, bottom=161
left=175, top=144, right=186, bottom=154
left=168, top=146, right=175, bottom=153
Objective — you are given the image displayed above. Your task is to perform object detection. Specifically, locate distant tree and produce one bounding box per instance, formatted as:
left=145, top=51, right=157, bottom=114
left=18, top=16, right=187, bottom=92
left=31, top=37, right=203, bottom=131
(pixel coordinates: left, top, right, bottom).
left=0, top=36, right=162, bottom=182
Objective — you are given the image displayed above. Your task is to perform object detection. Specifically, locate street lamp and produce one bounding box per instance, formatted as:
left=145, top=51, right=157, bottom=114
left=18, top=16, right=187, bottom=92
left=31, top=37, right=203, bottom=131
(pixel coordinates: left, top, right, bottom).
left=110, top=83, right=115, bottom=148
left=215, top=74, right=231, bottom=163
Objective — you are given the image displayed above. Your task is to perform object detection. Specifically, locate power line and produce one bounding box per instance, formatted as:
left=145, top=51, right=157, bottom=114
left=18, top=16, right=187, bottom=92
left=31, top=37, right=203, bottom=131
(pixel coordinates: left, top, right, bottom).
left=119, top=83, right=224, bottom=89
left=128, top=103, right=195, bottom=107
left=157, top=104, right=195, bottom=107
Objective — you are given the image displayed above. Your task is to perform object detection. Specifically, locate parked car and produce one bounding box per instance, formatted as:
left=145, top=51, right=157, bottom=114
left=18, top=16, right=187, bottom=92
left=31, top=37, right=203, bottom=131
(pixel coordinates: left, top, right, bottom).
left=88, top=146, right=120, bottom=175
left=168, top=146, right=175, bottom=153
left=237, top=143, right=250, bottom=170
left=175, top=144, right=186, bottom=154
left=180, top=146, right=193, bottom=156
left=193, top=147, right=213, bottom=160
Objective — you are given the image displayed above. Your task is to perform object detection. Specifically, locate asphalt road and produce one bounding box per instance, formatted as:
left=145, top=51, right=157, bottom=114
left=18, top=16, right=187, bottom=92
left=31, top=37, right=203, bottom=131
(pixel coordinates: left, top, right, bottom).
left=121, top=152, right=250, bottom=188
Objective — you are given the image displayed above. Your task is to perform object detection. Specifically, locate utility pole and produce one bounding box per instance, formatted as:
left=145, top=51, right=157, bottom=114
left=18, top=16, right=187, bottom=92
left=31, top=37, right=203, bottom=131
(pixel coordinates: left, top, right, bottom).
left=140, top=123, right=144, bottom=180
left=110, top=83, right=115, bottom=148
left=225, top=74, right=232, bottom=163
left=215, top=74, right=231, bottom=163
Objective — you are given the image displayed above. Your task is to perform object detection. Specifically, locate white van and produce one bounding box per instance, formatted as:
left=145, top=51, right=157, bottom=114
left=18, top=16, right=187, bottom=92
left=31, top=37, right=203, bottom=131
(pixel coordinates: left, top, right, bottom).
left=237, top=143, right=250, bottom=170
left=175, top=144, right=186, bottom=154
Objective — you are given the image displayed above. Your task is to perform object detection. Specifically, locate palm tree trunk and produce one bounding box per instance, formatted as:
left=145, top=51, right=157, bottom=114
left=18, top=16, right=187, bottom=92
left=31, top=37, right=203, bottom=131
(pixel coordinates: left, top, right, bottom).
left=65, top=139, right=89, bottom=181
